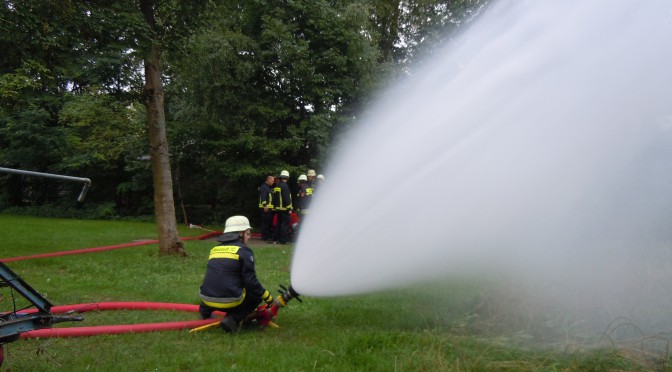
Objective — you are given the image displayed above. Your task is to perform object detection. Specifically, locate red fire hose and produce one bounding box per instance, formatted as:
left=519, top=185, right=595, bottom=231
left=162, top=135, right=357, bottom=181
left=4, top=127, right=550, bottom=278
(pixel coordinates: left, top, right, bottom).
left=1, top=231, right=270, bottom=339
left=17, top=302, right=225, bottom=339
left=0, top=231, right=265, bottom=263
left=0, top=231, right=221, bottom=263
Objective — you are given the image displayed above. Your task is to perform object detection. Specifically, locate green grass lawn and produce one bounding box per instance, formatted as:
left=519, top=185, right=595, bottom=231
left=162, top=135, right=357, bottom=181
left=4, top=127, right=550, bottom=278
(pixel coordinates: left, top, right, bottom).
left=0, top=215, right=668, bottom=371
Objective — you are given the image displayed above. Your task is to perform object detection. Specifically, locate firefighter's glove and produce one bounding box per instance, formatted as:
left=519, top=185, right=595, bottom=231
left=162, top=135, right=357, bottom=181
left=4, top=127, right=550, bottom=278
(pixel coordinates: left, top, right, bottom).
left=262, top=291, right=274, bottom=306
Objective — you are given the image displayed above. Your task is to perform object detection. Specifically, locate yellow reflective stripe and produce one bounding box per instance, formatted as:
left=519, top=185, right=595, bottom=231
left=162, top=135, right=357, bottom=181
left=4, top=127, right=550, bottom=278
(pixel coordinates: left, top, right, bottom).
left=202, top=298, right=244, bottom=309
left=202, top=290, right=246, bottom=309
left=260, top=195, right=273, bottom=208
left=273, top=187, right=285, bottom=210
left=211, top=246, right=240, bottom=254
left=305, top=188, right=313, bottom=195
left=209, top=252, right=239, bottom=260
left=261, top=290, right=271, bottom=301
left=209, top=246, right=240, bottom=260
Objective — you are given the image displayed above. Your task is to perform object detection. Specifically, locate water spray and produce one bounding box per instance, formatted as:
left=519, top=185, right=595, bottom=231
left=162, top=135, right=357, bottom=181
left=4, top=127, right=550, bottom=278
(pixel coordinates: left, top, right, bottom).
left=290, top=0, right=672, bottom=337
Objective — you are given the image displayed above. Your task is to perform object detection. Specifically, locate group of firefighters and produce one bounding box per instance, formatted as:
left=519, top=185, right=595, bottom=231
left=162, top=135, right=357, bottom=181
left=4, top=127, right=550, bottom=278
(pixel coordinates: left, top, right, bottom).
left=257, top=169, right=325, bottom=245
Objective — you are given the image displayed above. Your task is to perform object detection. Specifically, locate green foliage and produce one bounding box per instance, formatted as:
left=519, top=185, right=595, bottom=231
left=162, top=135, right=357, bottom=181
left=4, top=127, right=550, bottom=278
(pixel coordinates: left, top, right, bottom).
left=0, top=0, right=148, bottom=210
left=0, top=0, right=491, bottom=223
left=0, top=200, right=149, bottom=220
left=59, top=96, right=145, bottom=170
left=166, top=0, right=384, bottom=224
left=0, top=60, right=49, bottom=100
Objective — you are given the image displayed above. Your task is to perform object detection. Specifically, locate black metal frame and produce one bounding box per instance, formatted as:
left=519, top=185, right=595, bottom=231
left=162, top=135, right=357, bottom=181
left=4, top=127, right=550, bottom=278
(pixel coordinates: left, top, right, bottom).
left=0, top=167, right=89, bottom=366
left=1, top=261, right=83, bottom=345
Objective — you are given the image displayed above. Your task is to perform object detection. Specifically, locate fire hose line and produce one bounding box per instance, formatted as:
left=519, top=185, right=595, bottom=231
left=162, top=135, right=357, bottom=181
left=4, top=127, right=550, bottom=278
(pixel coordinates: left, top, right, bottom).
left=18, top=301, right=209, bottom=314
left=17, top=302, right=226, bottom=339
left=0, top=231, right=221, bottom=263
left=20, top=319, right=220, bottom=338
left=1, top=231, right=269, bottom=339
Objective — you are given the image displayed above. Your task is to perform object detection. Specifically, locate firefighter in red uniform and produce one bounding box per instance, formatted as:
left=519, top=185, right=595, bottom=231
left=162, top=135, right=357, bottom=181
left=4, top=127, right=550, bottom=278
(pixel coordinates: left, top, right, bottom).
left=198, top=215, right=277, bottom=333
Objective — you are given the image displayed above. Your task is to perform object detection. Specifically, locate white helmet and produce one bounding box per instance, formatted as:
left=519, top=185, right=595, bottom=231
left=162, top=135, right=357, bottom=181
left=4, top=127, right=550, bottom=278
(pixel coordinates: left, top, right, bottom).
left=317, top=174, right=325, bottom=180
left=297, top=174, right=307, bottom=182
left=307, top=169, right=317, bottom=177
left=279, top=170, right=290, bottom=179
left=223, top=215, right=252, bottom=233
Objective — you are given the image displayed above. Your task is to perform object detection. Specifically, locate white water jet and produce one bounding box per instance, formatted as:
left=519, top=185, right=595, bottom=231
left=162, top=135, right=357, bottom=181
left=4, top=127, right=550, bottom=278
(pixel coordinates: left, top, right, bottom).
left=291, top=0, right=672, bottom=333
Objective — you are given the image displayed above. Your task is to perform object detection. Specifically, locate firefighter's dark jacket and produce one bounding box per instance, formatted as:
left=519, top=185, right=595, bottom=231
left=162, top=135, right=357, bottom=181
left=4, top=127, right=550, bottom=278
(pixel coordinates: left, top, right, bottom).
left=272, top=181, right=293, bottom=211
left=199, top=239, right=272, bottom=308
left=258, top=182, right=273, bottom=209
left=301, top=183, right=313, bottom=210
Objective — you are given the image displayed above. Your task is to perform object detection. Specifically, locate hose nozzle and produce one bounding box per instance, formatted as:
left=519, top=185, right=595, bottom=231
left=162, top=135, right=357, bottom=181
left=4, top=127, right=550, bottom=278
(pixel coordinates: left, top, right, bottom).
left=278, top=284, right=302, bottom=304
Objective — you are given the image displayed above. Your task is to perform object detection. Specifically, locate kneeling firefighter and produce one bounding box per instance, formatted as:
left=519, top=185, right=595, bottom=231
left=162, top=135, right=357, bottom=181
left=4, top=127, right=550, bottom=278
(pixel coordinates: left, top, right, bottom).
left=198, top=215, right=300, bottom=333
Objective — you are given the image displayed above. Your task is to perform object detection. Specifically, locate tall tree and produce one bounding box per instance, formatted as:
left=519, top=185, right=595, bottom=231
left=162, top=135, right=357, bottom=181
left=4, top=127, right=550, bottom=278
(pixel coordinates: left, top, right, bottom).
left=138, top=0, right=184, bottom=256
left=136, top=0, right=208, bottom=255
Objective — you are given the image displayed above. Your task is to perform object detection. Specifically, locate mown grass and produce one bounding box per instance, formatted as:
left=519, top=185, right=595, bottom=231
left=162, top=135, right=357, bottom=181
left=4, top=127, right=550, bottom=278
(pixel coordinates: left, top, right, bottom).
left=1, top=214, right=670, bottom=371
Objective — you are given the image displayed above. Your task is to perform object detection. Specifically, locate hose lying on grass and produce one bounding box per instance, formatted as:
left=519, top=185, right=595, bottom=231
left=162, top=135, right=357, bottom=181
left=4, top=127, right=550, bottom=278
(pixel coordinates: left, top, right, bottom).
left=17, top=302, right=225, bottom=338
left=0, top=231, right=222, bottom=263
left=2, top=231, right=257, bottom=338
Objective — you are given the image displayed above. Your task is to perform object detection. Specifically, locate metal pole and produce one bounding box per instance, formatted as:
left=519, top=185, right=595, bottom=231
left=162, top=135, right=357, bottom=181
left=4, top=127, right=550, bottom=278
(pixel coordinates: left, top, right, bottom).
left=0, top=167, right=91, bottom=202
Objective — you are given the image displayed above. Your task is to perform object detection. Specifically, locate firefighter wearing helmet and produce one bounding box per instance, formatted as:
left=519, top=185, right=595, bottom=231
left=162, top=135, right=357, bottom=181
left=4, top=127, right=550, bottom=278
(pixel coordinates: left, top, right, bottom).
left=297, top=173, right=313, bottom=216
left=314, top=174, right=325, bottom=190
left=295, top=174, right=307, bottom=214
left=198, top=215, right=277, bottom=333
left=306, top=169, right=317, bottom=186
left=272, top=170, right=293, bottom=244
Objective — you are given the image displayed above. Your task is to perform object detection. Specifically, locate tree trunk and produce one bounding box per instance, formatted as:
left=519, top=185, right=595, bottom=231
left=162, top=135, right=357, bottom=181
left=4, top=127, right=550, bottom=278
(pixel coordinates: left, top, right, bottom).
left=141, top=0, right=186, bottom=257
